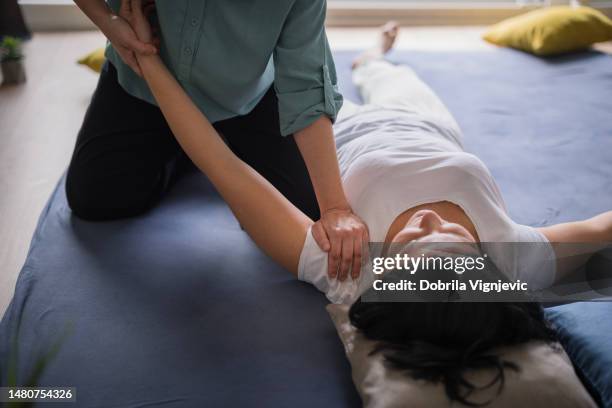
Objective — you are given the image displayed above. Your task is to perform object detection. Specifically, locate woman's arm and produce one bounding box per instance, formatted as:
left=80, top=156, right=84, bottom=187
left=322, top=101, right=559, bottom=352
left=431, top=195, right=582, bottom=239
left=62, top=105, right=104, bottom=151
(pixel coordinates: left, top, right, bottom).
left=137, top=55, right=311, bottom=274
left=538, top=211, right=612, bottom=281
left=127, top=1, right=312, bottom=274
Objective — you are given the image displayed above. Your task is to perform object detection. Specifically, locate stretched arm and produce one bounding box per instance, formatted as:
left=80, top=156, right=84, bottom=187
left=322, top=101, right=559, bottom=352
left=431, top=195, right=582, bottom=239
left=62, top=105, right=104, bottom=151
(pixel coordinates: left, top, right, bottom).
left=127, top=1, right=311, bottom=274
left=538, top=211, right=612, bottom=281
left=138, top=56, right=311, bottom=273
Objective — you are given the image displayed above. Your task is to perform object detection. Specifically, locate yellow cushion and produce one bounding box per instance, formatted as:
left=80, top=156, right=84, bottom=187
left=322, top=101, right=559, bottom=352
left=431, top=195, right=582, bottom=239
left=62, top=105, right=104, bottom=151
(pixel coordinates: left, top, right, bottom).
left=77, top=47, right=106, bottom=73
left=483, top=6, right=612, bottom=56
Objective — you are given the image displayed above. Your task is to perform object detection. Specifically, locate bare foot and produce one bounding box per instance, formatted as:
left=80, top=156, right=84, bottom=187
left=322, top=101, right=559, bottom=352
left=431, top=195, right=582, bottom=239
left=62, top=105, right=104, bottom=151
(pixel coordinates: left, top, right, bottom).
left=352, top=21, right=400, bottom=70
left=380, top=21, right=400, bottom=54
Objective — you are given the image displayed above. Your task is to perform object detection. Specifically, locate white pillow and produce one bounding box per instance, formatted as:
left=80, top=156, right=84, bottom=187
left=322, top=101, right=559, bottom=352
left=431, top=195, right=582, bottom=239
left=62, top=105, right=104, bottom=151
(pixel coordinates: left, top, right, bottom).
left=327, top=304, right=597, bottom=408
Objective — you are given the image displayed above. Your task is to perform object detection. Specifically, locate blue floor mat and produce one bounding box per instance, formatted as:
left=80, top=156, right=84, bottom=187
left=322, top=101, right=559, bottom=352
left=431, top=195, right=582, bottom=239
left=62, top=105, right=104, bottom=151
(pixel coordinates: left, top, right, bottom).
left=1, top=49, right=611, bottom=407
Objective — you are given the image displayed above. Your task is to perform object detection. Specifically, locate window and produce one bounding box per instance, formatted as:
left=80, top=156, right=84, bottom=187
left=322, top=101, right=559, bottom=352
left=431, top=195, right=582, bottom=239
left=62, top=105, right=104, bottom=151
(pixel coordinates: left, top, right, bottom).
left=326, top=0, right=612, bottom=27
left=328, top=0, right=549, bottom=4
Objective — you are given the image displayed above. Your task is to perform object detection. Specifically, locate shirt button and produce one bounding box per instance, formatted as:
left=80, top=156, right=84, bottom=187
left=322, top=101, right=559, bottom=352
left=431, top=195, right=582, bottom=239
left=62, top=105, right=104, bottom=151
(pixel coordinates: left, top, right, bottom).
left=184, top=47, right=192, bottom=55
left=191, top=19, right=198, bottom=27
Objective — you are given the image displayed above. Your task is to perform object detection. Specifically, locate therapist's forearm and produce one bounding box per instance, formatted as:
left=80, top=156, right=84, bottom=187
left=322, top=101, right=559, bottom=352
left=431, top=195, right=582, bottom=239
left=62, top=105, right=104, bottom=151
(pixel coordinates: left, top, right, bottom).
left=74, top=0, right=114, bottom=28
left=294, top=117, right=350, bottom=213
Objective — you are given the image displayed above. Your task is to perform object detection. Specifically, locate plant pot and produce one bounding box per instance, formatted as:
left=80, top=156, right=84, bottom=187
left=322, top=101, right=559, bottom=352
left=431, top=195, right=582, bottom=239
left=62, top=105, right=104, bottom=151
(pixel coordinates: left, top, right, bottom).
left=1, top=59, right=26, bottom=85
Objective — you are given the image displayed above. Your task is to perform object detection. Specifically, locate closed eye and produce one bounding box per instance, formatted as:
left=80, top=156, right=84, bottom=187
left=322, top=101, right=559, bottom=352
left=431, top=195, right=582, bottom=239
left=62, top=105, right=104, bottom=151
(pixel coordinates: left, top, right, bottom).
left=395, top=222, right=473, bottom=243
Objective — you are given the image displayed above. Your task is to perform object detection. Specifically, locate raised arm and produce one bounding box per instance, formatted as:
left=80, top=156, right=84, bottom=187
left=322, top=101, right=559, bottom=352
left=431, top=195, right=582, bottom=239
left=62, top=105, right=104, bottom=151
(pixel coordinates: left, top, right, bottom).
left=127, top=0, right=311, bottom=274
left=538, top=211, right=612, bottom=281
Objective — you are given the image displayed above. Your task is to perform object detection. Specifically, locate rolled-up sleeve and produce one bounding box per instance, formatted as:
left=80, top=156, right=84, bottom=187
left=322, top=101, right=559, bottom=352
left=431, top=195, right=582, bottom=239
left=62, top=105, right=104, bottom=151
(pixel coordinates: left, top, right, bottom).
left=274, top=0, right=344, bottom=136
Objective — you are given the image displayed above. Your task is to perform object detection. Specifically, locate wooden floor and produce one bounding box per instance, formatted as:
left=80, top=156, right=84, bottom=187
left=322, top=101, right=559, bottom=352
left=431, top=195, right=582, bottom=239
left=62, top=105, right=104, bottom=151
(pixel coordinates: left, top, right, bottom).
left=1, top=31, right=107, bottom=316
left=0, top=28, right=610, bottom=317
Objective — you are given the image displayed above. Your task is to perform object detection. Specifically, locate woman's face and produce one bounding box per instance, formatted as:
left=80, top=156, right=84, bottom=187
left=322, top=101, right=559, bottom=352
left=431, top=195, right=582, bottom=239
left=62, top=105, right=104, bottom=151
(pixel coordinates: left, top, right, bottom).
left=391, top=209, right=476, bottom=245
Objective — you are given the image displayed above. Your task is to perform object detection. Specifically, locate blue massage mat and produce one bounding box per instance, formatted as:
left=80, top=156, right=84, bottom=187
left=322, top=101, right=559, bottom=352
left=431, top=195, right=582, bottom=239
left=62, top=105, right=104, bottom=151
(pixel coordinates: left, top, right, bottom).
left=1, top=50, right=611, bottom=407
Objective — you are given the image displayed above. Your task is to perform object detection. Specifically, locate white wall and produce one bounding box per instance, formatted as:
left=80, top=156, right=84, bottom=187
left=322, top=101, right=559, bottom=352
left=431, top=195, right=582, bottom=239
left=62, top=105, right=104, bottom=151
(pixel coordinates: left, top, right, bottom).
left=19, top=0, right=96, bottom=31
left=18, top=0, right=608, bottom=31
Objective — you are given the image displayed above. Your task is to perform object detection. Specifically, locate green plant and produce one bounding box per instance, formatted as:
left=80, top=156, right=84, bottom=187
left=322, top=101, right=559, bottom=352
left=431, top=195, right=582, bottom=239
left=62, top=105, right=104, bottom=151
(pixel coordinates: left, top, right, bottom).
left=2, top=312, right=72, bottom=408
left=1, top=37, right=24, bottom=62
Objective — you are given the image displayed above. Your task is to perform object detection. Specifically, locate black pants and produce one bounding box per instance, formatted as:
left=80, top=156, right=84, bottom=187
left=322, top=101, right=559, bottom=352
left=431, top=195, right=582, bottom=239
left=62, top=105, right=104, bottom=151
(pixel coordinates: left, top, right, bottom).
left=66, top=63, right=319, bottom=221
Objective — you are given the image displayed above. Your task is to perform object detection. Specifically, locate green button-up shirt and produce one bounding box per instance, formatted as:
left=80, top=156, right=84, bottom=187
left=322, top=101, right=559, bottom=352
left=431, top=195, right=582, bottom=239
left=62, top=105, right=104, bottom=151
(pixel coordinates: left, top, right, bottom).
left=105, top=0, right=343, bottom=136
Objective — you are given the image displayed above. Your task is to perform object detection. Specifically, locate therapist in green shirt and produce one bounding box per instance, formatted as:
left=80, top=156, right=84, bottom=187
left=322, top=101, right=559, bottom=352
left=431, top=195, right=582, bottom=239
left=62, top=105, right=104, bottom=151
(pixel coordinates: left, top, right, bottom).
left=67, top=0, right=369, bottom=280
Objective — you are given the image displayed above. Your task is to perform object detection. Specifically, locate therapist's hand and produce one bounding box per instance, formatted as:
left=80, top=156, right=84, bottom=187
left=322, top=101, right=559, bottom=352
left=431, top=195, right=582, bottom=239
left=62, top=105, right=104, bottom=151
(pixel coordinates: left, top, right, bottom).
left=312, top=208, right=369, bottom=281
left=99, top=0, right=157, bottom=76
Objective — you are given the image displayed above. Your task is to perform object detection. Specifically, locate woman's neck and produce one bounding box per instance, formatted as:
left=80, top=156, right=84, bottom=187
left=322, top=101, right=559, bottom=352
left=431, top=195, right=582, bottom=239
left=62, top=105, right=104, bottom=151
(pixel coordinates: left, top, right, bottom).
left=384, top=201, right=480, bottom=243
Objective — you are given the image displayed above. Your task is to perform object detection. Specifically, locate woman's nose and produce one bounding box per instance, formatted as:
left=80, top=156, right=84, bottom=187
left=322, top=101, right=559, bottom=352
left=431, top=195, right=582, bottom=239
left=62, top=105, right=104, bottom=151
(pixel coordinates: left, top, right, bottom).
left=418, top=210, right=442, bottom=232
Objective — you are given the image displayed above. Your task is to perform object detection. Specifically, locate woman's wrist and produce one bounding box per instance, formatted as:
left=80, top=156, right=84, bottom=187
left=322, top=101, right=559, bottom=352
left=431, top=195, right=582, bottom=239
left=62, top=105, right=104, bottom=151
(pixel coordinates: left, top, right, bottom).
left=134, top=54, right=162, bottom=83
left=74, top=0, right=114, bottom=34
left=138, top=53, right=160, bottom=62
left=316, top=181, right=352, bottom=214
left=320, top=199, right=352, bottom=215
left=315, top=183, right=353, bottom=215
left=94, top=9, right=119, bottom=36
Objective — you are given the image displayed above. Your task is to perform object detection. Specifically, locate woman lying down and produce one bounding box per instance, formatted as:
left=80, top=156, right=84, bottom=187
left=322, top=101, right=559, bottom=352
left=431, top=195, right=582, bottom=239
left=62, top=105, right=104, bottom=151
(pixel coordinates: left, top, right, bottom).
left=126, top=5, right=610, bottom=406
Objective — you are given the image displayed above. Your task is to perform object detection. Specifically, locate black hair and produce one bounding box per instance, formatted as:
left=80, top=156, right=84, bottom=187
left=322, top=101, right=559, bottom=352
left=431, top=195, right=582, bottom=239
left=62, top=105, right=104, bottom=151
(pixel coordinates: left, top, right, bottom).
left=348, top=300, right=558, bottom=406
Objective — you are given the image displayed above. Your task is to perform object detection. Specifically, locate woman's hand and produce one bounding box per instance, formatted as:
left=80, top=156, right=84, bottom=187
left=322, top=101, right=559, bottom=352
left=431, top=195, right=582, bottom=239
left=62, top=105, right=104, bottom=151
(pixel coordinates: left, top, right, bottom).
left=74, top=0, right=157, bottom=76
left=120, top=0, right=156, bottom=45
left=312, top=208, right=369, bottom=281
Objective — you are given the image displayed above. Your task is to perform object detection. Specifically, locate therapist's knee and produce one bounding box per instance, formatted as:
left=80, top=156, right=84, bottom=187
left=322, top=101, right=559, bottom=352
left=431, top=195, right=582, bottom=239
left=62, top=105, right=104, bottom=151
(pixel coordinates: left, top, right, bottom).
left=65, top=158, right=164, bottom=221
